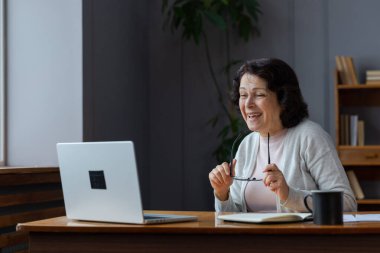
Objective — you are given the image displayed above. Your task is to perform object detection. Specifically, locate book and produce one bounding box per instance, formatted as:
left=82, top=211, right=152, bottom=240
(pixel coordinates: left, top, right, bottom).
left=341, top=57, right=352, bottom=84
left=367, top=77, right=380, bottom=80
left=340, top=114, right=353, bottom=145
left=339, top=114, right=345, bottom=145
left=344, top=114, right=350, bottom=145
left=346, top=170, right=365, bottom=200
left=366, top=70, right=380, bottom=80
left=335, top=56, right=358, bottom=84
left=218, top=213, right=312, bottom=224
left=366, top=70, right=380, bottom=84
left=366, top=80, right=380, bottom=85
left=336, top=56, right=350, bottom=84
left=366, top=70, right=380, bottom=76
left=350, top=115, right=358, bottom=146
left=347, top=57, right=358, bottom=84
left=358, top=120, right=365, bottom=146
left=335, top=56, right=347, bottom=84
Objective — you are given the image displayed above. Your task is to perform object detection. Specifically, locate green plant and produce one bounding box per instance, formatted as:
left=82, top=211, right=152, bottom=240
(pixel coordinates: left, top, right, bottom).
left=162, top=0, right=261, bottom=163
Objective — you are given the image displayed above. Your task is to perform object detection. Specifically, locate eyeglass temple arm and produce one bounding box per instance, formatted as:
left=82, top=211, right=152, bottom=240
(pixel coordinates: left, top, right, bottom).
left=267, top=132, right=270, bottom=164
left=229, top=132, right=243, bottom=177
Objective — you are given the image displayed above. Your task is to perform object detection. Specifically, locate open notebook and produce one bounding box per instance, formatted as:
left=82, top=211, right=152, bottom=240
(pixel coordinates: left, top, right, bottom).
left=218, top=213, right=312, bottom=223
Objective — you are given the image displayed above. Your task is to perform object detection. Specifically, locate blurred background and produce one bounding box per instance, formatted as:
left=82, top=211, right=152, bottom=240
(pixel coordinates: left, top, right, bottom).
left=2, top=0, right=380, bottom=211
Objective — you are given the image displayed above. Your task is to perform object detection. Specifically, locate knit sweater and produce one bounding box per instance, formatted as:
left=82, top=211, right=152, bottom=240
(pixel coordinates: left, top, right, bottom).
left=215, top=119, right=357, bottom=212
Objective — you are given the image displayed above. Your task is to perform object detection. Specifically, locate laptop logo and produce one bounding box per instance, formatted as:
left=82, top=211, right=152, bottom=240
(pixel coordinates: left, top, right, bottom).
left=89, top=170, right=107, bottom=190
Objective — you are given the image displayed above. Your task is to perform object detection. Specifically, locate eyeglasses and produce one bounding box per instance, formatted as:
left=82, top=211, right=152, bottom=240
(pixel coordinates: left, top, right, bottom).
left=229, top=132, right=270, bottom=181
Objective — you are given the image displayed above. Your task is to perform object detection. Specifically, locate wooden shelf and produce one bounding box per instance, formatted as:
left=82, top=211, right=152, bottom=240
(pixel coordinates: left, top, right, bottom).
left=335, top=68, right=380, bottom=210
left=338, top=146, right=380, bottom=166
left=357, top=199, right=380, bottom=211
left=338, top=145, right=380, bottom=150
left=338, top=88, right=380, bottom=106
left=357, top=199, right=380, bottom=205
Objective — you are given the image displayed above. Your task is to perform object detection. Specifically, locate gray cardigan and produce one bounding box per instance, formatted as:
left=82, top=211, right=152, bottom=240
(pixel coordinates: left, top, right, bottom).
left=215, top=119, right=357, bottom=212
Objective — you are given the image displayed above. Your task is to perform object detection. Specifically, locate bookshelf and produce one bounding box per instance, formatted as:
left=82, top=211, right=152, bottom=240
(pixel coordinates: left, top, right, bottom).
left=334, top=70, right=380, bottom=210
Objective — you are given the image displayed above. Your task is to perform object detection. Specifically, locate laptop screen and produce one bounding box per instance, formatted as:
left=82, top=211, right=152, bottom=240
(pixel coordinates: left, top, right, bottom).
left=57, top=141, right=145, bottom=223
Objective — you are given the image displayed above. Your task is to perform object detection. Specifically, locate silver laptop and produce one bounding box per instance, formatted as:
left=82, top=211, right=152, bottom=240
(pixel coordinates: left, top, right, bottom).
left=57, top=141, right=197, bottom=224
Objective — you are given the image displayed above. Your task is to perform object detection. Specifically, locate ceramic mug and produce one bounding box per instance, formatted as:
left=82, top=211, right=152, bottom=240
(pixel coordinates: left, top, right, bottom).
left=304, top=190, right=343, bottom=225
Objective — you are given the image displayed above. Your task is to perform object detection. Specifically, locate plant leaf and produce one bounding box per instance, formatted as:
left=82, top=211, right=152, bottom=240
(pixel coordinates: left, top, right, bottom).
left=217, top=125, right=230, bottom=138
left=203, top=0, right=213, bottom=8
left=203, top=10, right=227, bottom=30
left=243, top=0, right=262, bottom=22
left=238, top=15, right=252, bottom=41
left=192, top=11, right=203, bottom=44
left=162, top=0, right=169, bottom=13
left=221, top=0, right=229, bottom=5
left=206, top=115, right=219, bottom=128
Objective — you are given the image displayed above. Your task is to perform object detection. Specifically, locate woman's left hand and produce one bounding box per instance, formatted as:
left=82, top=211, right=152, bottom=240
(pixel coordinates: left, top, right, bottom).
left=263, top=164, right=289, bottom=202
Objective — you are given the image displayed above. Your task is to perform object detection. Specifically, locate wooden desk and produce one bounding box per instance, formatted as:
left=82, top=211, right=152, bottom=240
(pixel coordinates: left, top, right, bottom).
left=17, top=210, right=380, bottom=253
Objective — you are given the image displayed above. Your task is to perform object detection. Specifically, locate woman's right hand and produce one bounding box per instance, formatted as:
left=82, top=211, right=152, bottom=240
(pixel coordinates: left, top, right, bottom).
left=208, top=160, right=236, bottom=201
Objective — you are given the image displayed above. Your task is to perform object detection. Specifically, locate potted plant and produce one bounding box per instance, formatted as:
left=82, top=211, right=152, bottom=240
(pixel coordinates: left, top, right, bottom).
left=162, top=0, right=262, bottom=162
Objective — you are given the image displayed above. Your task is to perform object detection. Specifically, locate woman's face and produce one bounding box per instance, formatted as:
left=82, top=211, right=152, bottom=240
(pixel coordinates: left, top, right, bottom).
left=239, top=73, right=283, bottom=136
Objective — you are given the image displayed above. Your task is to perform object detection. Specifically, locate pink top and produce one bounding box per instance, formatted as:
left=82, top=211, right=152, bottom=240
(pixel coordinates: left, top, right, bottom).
left=245, top=129, right=288, bottom=212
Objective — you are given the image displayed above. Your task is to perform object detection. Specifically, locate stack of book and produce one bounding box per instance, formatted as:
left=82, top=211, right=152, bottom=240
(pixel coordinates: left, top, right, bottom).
left=366, top=70, right=380, bottom=84
left=339, top=114, right=365, bottom=146
left=335, top=56, right=358, bottom=84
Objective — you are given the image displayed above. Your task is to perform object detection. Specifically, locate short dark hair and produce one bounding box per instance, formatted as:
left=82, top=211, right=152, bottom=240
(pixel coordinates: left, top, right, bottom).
left=231, top=58, right=309, bottom=128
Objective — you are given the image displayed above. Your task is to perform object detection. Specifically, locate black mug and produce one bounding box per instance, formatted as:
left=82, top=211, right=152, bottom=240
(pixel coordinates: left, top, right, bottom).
left=303, top=190, right=343, bottom=225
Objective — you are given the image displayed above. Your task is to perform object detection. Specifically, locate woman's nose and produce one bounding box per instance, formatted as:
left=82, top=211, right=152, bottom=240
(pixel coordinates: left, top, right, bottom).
left=246, top=95, right=255, bottom=107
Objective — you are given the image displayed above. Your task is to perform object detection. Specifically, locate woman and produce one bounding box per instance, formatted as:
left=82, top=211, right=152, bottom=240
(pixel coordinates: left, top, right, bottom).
left=208, top=58, right=357, bottom=213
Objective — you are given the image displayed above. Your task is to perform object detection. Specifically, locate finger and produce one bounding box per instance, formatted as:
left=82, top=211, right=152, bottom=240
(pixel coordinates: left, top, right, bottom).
left=221, top=162, right=230, bottom=176
left=264, top=174, right=279, bottom=187
left=263, top=174, right=270, bottom=187
left=211, top=169, right=223, bottom=184
left=263, top=164, right=277, bottom=173
left=264, top=175, right=273, bottom=187
left=263, top=167, right=273, bottom=183
left=209, top=176, right=222, bottom=187
left=217, top=164, right=230, bottom=181
left=209, top=171, right=220, bottom=184
left=262, top=169, right=268, bottom=184
left=268, top=181, right=278, bottom=191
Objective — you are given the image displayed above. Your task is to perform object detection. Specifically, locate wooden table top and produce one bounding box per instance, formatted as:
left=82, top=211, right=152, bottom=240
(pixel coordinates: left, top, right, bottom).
left=17, top=210, right=380, bottom=235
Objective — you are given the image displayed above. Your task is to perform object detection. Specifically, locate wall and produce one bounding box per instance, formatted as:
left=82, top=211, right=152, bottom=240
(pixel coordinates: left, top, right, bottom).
left=0, top=0, right=5, bottom=165
left=6, top=0, right=82, bottom=166
left=82, top=0, right=150, bottom=206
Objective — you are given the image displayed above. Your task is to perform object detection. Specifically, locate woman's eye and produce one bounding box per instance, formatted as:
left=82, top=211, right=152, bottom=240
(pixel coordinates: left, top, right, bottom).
left=240, top=94, right=247, bottom=98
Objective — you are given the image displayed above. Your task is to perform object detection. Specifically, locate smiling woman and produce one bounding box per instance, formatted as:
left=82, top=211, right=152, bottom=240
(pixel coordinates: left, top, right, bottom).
left=0, top=0, right=4, bottom=165
left=208, top=58, right=357, bottom=213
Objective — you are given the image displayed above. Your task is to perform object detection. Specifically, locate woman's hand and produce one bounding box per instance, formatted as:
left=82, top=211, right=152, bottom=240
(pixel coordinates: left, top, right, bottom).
left=209, top=160, right=236, bottom=201
left=263, top=164, right=289, bottom=202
